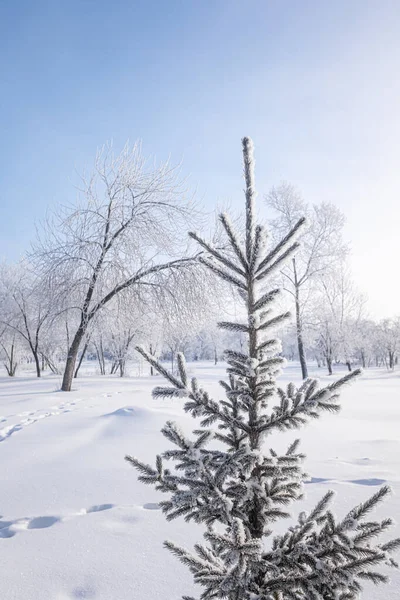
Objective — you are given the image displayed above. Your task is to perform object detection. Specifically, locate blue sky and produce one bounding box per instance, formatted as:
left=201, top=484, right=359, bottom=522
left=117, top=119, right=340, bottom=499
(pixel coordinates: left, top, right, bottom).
left=1, top=1, right=400, bottom=316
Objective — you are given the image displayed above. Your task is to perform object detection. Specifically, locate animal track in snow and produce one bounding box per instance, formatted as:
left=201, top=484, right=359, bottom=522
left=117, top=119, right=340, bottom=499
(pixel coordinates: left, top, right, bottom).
left=0, top=503, right=115, bottom=540
left=0, top=399, right=87, bottom=442
left=28, top=516, right=60, bottom=529
left=306, top=477, right=387, bottom=487
left=329, top=456, right=383, bottom=467
left=307, top=477, right=332, bottom=484
left=0, top=423, right=23, bottom=441
left=0, top=514, right=61, bottom=538
left=349, top=478, right=387, bottom=486
left=71, top=585, right=96, bottom=599
left=0, top=500, right=163, bottom=540
left=86, top=504, right=115, bottom=514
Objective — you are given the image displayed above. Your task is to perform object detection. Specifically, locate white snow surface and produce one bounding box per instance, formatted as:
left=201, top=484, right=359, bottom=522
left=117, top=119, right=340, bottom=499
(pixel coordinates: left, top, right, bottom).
left=1, top=362, right=400, bottom=599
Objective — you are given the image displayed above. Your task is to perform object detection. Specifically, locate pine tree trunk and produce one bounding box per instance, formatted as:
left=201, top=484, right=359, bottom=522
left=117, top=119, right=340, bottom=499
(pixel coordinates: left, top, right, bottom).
left=244, top=154, right=264, bottom=541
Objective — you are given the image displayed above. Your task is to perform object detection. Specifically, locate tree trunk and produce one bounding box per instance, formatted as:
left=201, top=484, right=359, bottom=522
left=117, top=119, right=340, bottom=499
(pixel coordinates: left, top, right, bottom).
left=3, top=341, right=18, bottom=376
left=110, top=361, right=116, bottom=374
left=361, top=351, right=366, bottom=368
left=61, top=327, right=85, bottom=391
left=214, top=346, right=218, bottom=365
left=33, top=350, right=41, bottom=378
left=346, top=360, right=352, bottom=372
left=45, top=355, right=59, bottom=374
left=119, top=359, right=125, bottom=377
left=149, top=344, right=155, bottom=376
left=99, top=353, right=105, bottom=375
left=326, top=356, right=333, bottom=375
left=94, top=339, right=106, bottom=375
left=74, top=340, right=89, bottom=378
left=389, top=351, right=395, bottom=370
left=294, top=284, right=308, bottom=379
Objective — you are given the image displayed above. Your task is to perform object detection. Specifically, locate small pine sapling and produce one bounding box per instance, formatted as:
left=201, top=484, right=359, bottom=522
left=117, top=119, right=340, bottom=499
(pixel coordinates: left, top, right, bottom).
left=126, top=138, right=400, bottom=599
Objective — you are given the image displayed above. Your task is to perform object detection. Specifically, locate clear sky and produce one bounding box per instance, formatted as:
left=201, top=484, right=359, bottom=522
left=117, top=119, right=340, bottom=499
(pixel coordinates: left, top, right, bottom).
left=1, top=0, right=400, bottom=318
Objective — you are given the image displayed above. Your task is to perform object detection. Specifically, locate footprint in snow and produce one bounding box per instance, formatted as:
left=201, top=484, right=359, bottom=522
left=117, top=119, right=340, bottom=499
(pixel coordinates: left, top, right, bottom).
left=0, top=504, right=116, bottom=540
left=307, top=477, right=387, bottom=487
left=0, top=518, right=13, bottom=529
left=0, top=515, right=60, bottom=538
left=0, top=423, right=23, bottom=442
left=306, top=477, right=332, bottom=484
left=143, top=503, right=160, bottom=510
left=330, top=457, right=383, bottom=467
left=28, top=516, right=60, bottom=529
left=72, top=586, right=96, bottom=599
left=349, top=478, right=387, bottom=486
left=86, top=504, right=115, bottom=513
left=0, top=402, right=85, bottom=442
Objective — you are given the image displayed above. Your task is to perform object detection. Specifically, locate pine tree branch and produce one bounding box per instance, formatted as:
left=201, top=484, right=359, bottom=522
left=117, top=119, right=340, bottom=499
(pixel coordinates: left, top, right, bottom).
left=199, top=257, right=247, bottom=290
left=256, top=217, right=306, bottom=273
left=188, top=231, right=246, bottom=277
left=219, top=212, right=248, bottom=268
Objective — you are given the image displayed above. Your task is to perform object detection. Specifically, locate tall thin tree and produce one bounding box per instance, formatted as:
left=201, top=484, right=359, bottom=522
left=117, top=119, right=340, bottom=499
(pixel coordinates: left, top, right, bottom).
left=266, top=183, right=346, bottom=379
left=127, top=138, right=399, bottom=599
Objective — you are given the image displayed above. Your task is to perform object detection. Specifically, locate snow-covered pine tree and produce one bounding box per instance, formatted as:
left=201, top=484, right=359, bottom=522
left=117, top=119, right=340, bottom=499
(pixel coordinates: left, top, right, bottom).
left=126, top=138, right=400, bottom=599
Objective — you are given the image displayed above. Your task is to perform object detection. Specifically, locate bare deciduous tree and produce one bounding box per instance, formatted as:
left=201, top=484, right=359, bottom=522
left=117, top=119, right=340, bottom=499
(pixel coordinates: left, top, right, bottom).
left=266, top=182, right=346, bottom=379
left=0, top=327, right=20, bottom=376
left=315, top=261, right=365, bottom=373
left=377, top=318, right=400, bottom=370
left=0, top=263, right=55, bottom=377
left=31, top=142, right=201, bottom=391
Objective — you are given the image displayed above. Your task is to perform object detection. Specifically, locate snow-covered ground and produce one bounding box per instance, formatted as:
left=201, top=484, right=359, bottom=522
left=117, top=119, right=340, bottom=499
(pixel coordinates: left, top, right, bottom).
left=1, top=362, right=399, bottom=599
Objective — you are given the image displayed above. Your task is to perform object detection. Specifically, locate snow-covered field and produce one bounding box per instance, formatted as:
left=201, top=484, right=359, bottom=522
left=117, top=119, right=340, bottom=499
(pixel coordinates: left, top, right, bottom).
left=1, top=362, right=399, bottom=599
